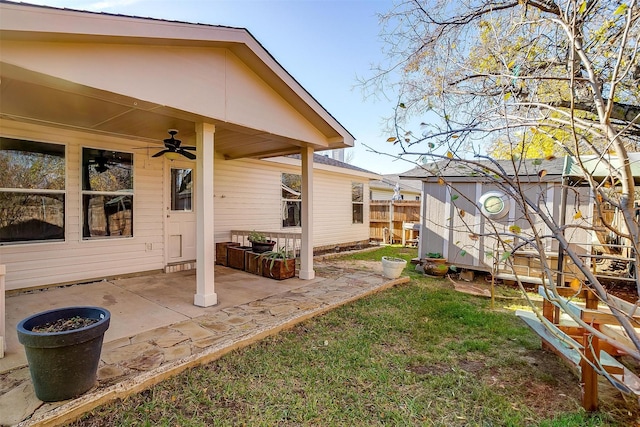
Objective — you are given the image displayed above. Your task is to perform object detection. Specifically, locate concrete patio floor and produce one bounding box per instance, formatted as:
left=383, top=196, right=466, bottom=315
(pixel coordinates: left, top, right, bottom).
left=0, top=259, right=409, bottom=426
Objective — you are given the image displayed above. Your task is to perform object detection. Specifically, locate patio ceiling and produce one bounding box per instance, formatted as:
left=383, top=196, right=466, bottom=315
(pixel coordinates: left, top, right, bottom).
left=0, top=64, right=323, bottom=160
left=0, top=2, right=354, bottom=159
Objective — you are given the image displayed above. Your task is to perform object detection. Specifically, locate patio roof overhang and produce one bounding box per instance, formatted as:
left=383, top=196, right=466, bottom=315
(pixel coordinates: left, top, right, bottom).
left=0, top=64, right=333, bottom=159
left=0, top=1, right=355, bottom=158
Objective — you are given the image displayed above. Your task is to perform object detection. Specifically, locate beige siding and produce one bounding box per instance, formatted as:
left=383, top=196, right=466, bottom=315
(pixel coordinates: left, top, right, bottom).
left=213, top=156, right=283, bottom=242
left=0, top=121, right=165, bottom=291
left=213, top=157, right=371, bottom=248
left=314, top=172, right=370, bottom=248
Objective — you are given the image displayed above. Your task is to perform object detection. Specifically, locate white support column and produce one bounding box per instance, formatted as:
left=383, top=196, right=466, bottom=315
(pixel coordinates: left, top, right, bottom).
left=299, top=146, right=315, bottom=280
left=0, top=264, right=5, bottom=358
left=194, top=122, right=217, bottom=307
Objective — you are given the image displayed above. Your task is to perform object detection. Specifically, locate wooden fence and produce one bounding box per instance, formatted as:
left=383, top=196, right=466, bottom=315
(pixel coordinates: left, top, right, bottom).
left=370, top=200, right=421, bottom=244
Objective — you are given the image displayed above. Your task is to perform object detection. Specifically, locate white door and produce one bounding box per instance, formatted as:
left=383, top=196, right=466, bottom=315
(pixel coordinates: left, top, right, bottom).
left=166, top=162, right=196, bottom=263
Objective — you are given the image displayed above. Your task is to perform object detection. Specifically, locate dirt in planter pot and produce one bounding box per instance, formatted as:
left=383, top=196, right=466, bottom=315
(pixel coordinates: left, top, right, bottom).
left=31, top=316, right=98, bottom=333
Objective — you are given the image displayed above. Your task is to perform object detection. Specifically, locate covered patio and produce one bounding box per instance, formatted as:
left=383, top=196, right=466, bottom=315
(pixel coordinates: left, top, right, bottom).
left=1, top=1, right=354, bottom=315
left=0, top=259, right=408, bottom=426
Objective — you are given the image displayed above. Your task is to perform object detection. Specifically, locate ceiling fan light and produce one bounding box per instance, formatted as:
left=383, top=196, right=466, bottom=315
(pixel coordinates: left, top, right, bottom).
left=164, top=151, right=181, bottom=161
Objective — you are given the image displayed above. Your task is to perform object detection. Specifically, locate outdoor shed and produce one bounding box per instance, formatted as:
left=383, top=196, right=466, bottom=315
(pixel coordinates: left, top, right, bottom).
left=402, top=158, right=593, bottom=283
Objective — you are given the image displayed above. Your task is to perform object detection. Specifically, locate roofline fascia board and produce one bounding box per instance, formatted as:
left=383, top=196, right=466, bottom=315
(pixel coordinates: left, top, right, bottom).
left=265, top=156, right=381, bottom=180
left=413, top=175, right=564, bottom=183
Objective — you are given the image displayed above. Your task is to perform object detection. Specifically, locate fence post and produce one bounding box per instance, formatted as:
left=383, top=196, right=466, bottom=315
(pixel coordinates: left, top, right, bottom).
left=389, top=202, right=395, bottom=244
left=580, top=332, right=599, bottom=411
left=0, top=264, right=5, bottom=358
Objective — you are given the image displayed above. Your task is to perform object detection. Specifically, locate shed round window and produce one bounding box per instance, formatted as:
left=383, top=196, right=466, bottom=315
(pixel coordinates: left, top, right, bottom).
left=478, top=191, right=509, bottom=219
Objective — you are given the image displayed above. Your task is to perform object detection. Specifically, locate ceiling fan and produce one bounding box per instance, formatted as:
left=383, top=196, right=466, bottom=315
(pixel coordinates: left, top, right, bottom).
left=152, top=130, right=196, bottom=160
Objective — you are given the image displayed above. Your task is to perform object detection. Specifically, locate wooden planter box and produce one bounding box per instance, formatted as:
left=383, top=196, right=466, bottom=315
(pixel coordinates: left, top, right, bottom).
left=227, top=246, right=251, bottom=270
left=215, top=242, right=240, bottom=266
left=261, top=258, right=296, bottom=280
left=244, top=251, right=262, bottom=275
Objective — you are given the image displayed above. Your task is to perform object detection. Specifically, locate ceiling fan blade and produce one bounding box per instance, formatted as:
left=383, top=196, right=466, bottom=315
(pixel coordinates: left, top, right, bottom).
left=179, top=150, right=196, bottom=160
left=152, top=150, right=169, bottom=158
left=181, top=146, right=196, bottom=150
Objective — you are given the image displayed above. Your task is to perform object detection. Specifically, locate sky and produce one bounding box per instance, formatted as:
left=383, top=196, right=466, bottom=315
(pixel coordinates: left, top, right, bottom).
left=21, top=0, right=424, bottom=175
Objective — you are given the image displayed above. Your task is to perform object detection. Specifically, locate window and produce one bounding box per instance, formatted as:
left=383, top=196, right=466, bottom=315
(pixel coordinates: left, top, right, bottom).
left=171, top=168, right=192, bottom=211
left=352, top=182, right=364, bottom=224
left=282, top=173, right=301, bottom=227
left=478, top=190, right=510, bottom=220
left=82, top=148, right=133, bottom=239
left=0, top=138, right=66, bottom=244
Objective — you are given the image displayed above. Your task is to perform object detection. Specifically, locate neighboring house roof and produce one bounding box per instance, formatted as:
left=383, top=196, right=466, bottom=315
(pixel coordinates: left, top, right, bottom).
left=370, top=172, right=422, bottom=193
left=400, top=158, right=566, bottom=182
left=284, top=154, right=381, bottom=179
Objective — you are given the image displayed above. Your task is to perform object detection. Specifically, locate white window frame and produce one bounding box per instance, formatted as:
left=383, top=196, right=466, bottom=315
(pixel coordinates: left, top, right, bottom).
left=81, top=147, right=134, bottom=240
left=0, top=138, right=66, bottom=245
left=282, top=173, right=302, bottom=228
left=352, top=182, right=364, bottom=224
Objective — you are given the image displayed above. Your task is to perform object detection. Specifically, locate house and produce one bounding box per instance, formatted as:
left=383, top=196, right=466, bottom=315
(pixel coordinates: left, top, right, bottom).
left=401, top=158, right=593, bottom=283
left=0, top=2, right=366, bottom=304
left=369, top=173, right=421, bottom=201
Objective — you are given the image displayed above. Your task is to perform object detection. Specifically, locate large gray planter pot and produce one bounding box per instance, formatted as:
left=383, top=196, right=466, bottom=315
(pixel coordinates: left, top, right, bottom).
left=17, top=306, right=110, bottom=402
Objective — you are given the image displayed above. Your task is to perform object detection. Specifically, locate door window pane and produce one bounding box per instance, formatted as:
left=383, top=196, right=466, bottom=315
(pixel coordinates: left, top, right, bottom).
left=171, top=169, right=192, bottom=211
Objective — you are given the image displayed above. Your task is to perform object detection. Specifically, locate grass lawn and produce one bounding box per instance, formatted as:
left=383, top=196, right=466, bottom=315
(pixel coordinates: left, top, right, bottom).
left=71, top=246, right=639, bottom=426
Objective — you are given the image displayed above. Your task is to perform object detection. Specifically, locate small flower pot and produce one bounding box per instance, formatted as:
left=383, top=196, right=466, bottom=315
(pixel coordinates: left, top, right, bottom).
left=381, top=256, right=407, bottom=279
left=251, top=240, right=276, bottom=254
left=17, top=306, right=110, bottom=402
left=424, top=262, right=449, bottom=277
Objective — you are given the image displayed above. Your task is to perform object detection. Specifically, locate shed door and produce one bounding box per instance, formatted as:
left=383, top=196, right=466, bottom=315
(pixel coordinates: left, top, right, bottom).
left=166, top=164, right=196, bottom=262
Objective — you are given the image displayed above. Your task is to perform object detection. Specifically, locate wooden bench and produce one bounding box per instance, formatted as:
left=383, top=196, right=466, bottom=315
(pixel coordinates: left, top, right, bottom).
left=516, top=286, right=640, bottom=411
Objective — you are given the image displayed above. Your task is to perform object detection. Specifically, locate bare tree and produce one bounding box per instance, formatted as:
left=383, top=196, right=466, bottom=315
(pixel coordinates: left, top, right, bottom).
left=364, top=0, right=640, bottom=398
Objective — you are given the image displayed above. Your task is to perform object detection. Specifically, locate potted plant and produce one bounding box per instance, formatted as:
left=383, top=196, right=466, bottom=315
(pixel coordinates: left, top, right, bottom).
left=424, top=262, right=450, bottom=277
left=381, top=256, right=408, bottom=279
left=261, top=247, right=296, bottom=280
left=16, top=306, right=110, bottom=402
left=248, top=230, right=276, bottom=253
